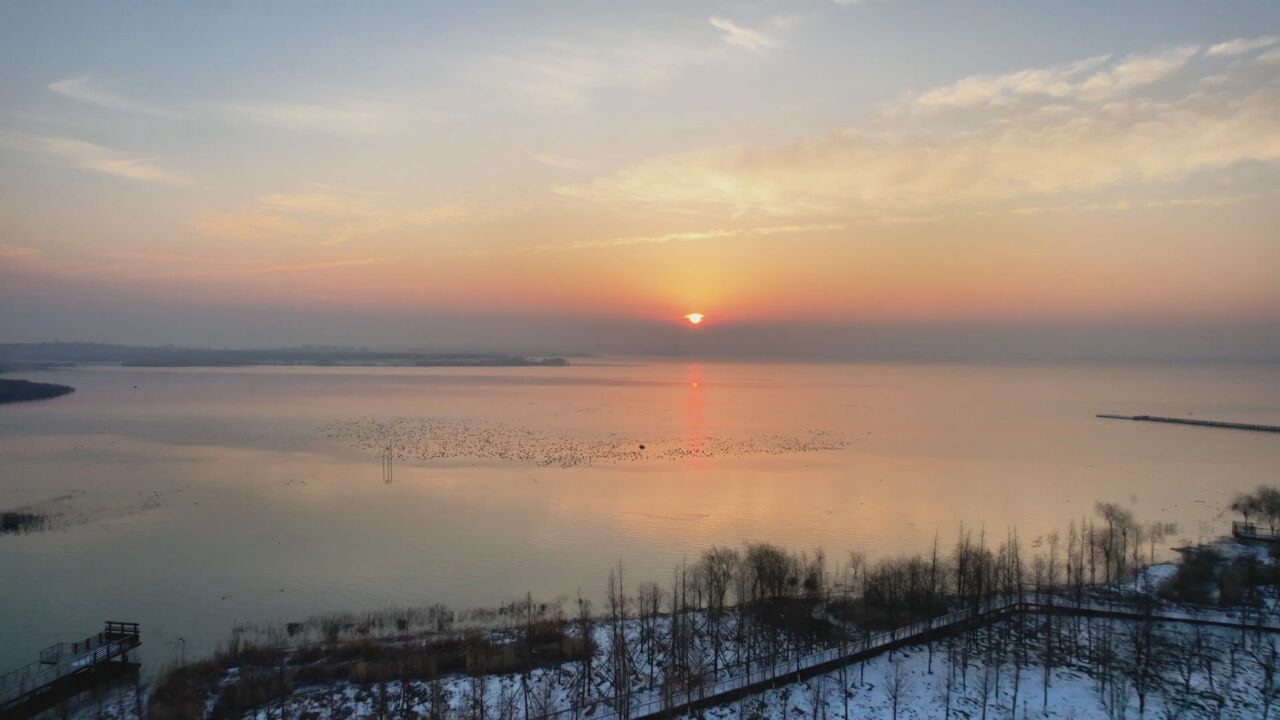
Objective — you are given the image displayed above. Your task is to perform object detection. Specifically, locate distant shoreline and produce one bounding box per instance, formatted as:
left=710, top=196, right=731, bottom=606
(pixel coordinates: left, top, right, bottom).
left=0, top=378, right=75, bottom=404
left=0, top=342, right=569, bottom=370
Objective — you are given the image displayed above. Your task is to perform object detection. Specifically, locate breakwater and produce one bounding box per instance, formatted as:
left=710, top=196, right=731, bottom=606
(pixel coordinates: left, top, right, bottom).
left=1097, top=414, right=1280, bottom=434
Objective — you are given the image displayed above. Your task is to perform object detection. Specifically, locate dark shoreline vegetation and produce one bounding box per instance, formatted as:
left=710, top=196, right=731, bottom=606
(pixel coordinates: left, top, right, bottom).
left=0, top=378, right=75, bottom=404
left=0, top=510, right=52, bottom=534
left=138, top=491, right=1280, bottom=720
left=0, top=342, right=567, bottom=369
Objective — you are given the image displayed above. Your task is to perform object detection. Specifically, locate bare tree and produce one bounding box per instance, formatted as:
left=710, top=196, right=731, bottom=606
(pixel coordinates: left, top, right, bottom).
left=1259, top=486, right=1280, bottom=535
left=1252, top=638, right=1278, bottom=719
left=637, top=582, right=661, bottom=686
left=937, top=643, right=955, bottom=720
left=978, top=645, right=994, bottom=720
left=1230, top=491, right=1260, bottom=528
left=607, top=563, right=632, bottom=718
left=574, top=592, right=595, bottom=710
left=886, top=657, right=909, bottom=720
left=1096, top=503, right=1136, bottom=584
left=1145, top=522, right=1177, bottom=570
left=495, top=679, right=518, bottom=720
left=700, top=547, right=738, bottom=676
left=927, top=532, right=942, bottom=674
left=806, top=677, right=828, bottom=720
left=1124, top=607, right=1159, bottom=717
left=468, top=673, right=488, bottom=720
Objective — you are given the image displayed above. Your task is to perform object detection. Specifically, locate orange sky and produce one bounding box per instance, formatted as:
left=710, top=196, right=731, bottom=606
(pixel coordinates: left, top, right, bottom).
left=1, top=3, right=1278, bottom=357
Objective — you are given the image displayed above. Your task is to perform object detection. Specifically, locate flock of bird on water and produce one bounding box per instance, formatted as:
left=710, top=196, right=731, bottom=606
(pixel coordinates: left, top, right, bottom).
left=322, top=417, right=849, bottom=468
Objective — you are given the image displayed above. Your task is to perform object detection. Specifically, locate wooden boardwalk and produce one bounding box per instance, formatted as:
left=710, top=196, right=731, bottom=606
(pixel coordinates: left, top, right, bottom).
left=1233, top=521, right=1280, bottom=543
left=0, top=622, right=140, bottom=720
left=553, top=595, right=1280, bottom=720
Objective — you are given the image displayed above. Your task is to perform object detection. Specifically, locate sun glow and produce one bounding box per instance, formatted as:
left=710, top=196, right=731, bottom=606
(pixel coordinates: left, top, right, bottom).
left=684, top=313, right=705, bottom=325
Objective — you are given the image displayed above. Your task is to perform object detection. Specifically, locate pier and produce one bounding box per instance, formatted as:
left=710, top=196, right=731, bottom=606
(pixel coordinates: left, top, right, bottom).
left=0, top=622, right=140, bottom=720
left=1097, top=414, right=1280, bottom=434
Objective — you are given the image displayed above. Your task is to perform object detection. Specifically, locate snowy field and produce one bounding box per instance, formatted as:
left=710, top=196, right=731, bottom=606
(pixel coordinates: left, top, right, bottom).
left=687, top=620, right=1277, bottom=720
left=66, top=610, right=1276, bottom=720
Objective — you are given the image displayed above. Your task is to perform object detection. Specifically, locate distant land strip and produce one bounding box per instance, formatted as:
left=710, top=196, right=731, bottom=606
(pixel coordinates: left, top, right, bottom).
left=0, top=342, right=567, bottom=369
left=1097, top=413, right=1280, bottom=434
left=0, top=379, right=75, bottom=404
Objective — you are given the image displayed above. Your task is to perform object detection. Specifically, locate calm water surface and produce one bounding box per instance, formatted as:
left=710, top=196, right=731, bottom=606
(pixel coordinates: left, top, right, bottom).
left=1, top=360, right=1278, bottom=670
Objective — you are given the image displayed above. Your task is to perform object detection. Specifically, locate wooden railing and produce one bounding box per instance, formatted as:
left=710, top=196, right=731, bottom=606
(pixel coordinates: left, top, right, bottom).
left=1233, top=521, right=1280, bottom=542
left=0, top=623, right=140, bottom=710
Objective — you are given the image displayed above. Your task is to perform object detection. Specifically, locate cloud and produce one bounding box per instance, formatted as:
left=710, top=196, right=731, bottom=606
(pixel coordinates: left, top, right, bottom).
left=11, top=135, right=192, bottom=184
left=48, top=77, right=178, bottom=117
left=47, top=77, right=400, bottom=136
left=548, top=223, right=844, bottom=250
left=529, top=153, right=586, bottom=170
left=1010, top=201, right=1132, bottom=215
left=0, top=242, right=41, bottom=260
left=1009, top=192, right=1264, bottom=216
left=192, top=212, right=302, bottom=242
left=489, top=41, right=720, bottom=113
left=256, top=192, right=380, bottom=216
left=223, top=102, right=391, bottom=135
left=1206, top=35, right=1279, bottom=57
left=487, top=18, right=800, bottom=113
left=1076, top=45, right=1199, bottom=101
left=559, top=44, right=1280, bottom=218
left=1143, top=192, right=1263, bottom=208
left=709, top=17, right=778, bottom=52
left=906, top=54, right=1110, bottom=113
left=900, top=46, right=1201, bottom=114
left=133, top=257, right=384, bottom=280
left=196, top=190, right=469, bottom=245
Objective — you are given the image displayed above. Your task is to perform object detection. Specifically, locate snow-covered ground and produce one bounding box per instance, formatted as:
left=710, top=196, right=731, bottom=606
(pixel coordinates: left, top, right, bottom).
left=687, top=619, right=1277, bottom=720
left=63, top=539, right=1280, bottom=720
left=68, top=610, right=1272, bottom=720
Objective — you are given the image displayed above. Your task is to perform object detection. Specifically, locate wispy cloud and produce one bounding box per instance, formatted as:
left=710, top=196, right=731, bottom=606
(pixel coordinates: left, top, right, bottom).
left=1143, top=192, right=1264, bottom=208
left=547, top=223, right=844, bottom=250
left=1010, top=192, right=1263, bottom=215
left=559, top=42, right=1280, bottom=218
left=1010, top=201, right=1133, bottom=216
left=0, top=242, right=41, bottom=260
left=898, top=45, right=1202, bottom=114
left=134, top=257, right=384, bottom=280
left=8, top=134, right=192, bottom=184
left=903, top=54, right=1110, bottom=113
left=37, top=250, right=384, bottom=283
left=48, top=77, right=178, bottom=117
left=489, top=40, right=720, bottom=113
left=223, top=101, right=392, bottom=135
left=1206, top=35, right=1279, bottom=57
left=256, top=192, right=381, bottom=217
left=529, top=152, right=586, bottom=170
left=196, top=190, right=469, bottom=246
left=46, top=76, right=401, bottom=137
left=709, top=17, right=778, bottom=53
left=486, top=16, right=800, bottom=114
left=1076, top=45, right=1199, bottom=101
left=192, top=212, right=302, bottom=243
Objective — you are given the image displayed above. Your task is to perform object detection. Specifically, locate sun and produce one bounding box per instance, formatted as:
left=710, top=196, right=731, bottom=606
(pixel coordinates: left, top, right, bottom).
left=684, top=312, right=705, bottom=326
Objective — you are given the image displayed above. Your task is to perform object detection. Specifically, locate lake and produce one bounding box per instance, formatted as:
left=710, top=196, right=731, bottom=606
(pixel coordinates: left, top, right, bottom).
left=1, top=360, right=1278, bottom=671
